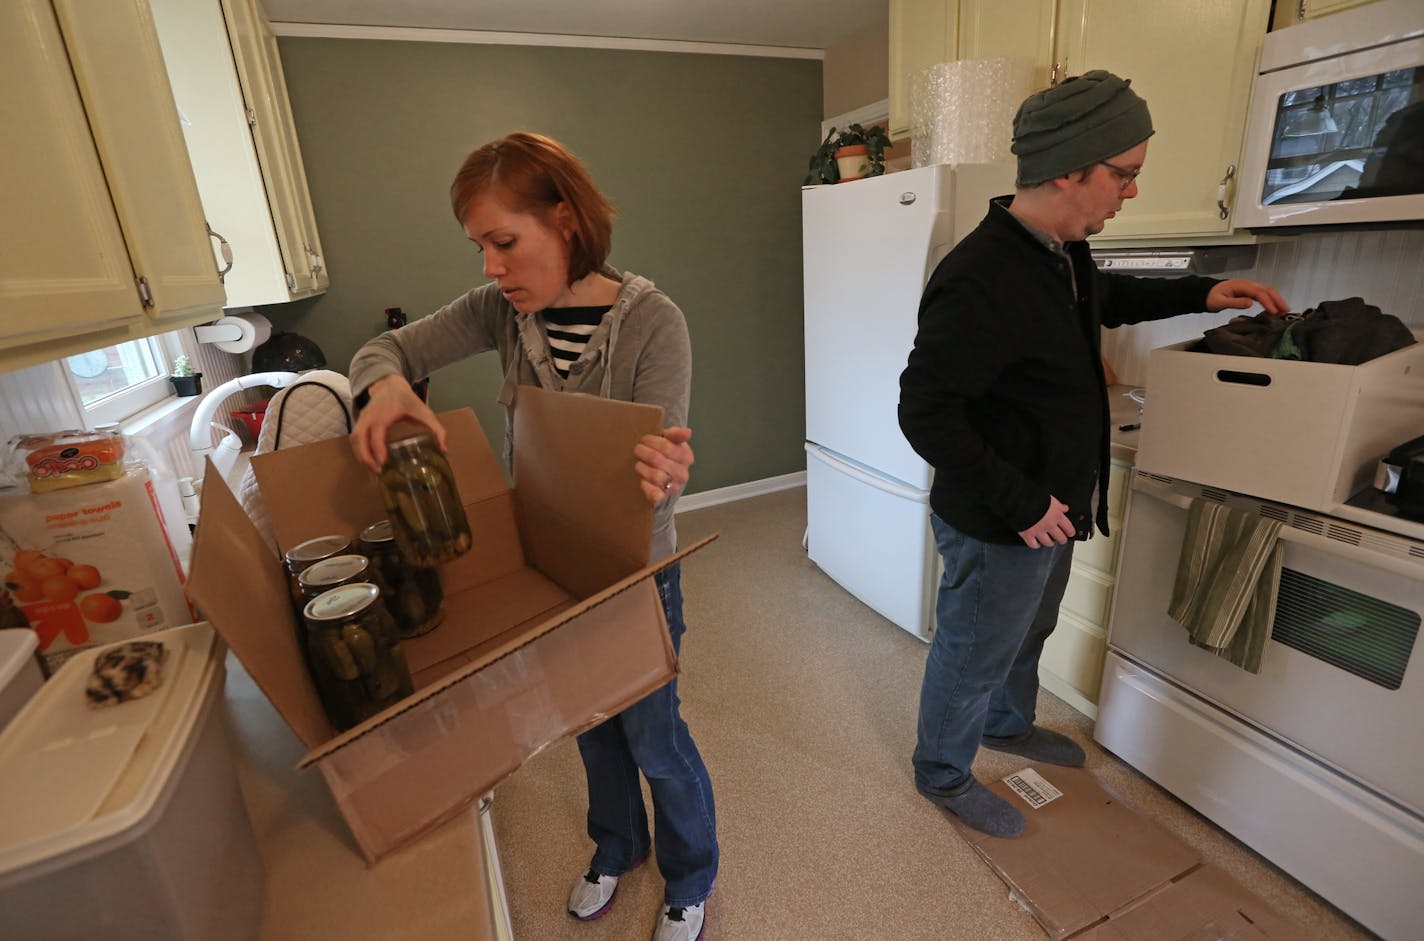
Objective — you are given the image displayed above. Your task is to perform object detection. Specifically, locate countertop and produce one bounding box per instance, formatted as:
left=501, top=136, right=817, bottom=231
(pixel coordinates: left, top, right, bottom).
left=1108, top=383, right=1144, bottom=462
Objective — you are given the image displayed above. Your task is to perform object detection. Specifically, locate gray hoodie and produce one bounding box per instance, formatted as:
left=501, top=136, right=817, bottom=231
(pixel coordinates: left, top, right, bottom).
left=348, top=269, right=691, bottom=562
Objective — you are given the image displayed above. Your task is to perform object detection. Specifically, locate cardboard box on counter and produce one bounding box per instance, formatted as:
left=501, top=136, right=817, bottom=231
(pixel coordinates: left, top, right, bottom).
left=187, top=386, right=713, bottom=863
left=954, top=766, right=1304, bottom=940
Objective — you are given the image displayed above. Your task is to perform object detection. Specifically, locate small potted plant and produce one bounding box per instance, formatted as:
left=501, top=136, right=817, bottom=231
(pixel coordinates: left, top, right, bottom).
left=170, top=354, right=203, bottom=397
left=804, top=123, right=894, bottom=185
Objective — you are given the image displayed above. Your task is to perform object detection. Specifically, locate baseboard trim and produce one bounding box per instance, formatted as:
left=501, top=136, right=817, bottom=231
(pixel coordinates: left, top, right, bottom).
left=1037, top=671, right=1099, bottom=721
left=676, top=471, right=806, bottom=513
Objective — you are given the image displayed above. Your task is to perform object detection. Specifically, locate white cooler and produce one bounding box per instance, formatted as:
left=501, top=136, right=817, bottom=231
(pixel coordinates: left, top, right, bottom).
left=0, top=629, right=42, bottom=732
left=0, top=623, right=264, bottom=941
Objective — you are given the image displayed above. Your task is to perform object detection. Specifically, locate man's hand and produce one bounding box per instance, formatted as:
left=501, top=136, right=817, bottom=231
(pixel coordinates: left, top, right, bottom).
left=634, top=427, right=694, bottom=506
left=1018, top=496, right=1075, bottom=548
left=1206, top=279, right=1289, bottom=316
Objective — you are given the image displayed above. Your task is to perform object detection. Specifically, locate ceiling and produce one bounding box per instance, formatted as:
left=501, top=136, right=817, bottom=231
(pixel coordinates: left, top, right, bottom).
left=261, top=0, right=886, bottom=52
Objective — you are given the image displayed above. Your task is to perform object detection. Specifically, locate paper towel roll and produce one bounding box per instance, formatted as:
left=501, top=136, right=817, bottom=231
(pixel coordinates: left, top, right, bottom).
left=211, top=312, right=272, bottom=354
left=911, top=57, right=1036, bottom=168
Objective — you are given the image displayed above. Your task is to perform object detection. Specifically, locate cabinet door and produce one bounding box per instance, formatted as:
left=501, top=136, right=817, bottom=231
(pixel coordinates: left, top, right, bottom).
left=1059, top=0, right=1272, bottom=240
left=889, top=0, right=959, bottom=140
left=959, top=0, right=1057, bottom=89
left=1272, top=0, right=1378, bottom=28
left=0, top=0, right=147, bottom=361
left=222, top=0, right=318, bottom=298
left=257, top=13, right=328, bottom=293
left=53, top=0, right=225, bottom=329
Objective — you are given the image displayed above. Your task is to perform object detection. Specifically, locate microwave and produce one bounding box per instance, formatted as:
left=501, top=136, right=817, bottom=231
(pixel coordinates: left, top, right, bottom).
left=1233, top=0, right=1424, bottom=229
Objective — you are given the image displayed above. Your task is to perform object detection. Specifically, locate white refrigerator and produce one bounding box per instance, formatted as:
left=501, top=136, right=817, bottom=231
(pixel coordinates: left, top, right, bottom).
left=802, top=162, right=1014, bottom=641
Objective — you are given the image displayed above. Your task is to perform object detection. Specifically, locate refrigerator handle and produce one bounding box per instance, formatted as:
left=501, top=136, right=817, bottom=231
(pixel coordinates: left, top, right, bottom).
left=805, top=443, right=928, bottom=502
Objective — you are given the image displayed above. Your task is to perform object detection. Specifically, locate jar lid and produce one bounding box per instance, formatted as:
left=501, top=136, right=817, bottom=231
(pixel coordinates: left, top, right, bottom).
left=298, top=554, right=370, bottom=589
left=386, top=431, right=435, bottom=454
left=303, top=583, right=380, bottom=621
left=359, top=519, right=395, bottom=544
left=284, top=534, right=351, bottom=565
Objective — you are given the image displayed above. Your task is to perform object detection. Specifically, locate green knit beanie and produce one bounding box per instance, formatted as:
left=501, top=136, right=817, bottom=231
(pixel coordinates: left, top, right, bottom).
left=1011, top=70, right=1154, bottom=186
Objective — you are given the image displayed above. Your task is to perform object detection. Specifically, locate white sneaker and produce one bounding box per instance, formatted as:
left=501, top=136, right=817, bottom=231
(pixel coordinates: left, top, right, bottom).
left=567, top=869, right=620, bottom=921
left=651, top=901, right=706, bottom=941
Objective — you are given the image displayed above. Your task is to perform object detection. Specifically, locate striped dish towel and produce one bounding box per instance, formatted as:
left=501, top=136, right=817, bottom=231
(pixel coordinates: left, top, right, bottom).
left=1168, top=499, right=1284, bottom=674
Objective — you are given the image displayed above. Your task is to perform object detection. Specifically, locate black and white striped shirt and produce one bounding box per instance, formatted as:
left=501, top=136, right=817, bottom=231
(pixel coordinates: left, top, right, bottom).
left=541, top=305, right=611, bottom=378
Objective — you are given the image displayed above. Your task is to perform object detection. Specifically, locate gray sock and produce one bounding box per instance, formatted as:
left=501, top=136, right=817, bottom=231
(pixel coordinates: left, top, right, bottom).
left=981, top=726, right=1086, bottom=767
left=916, top=777, right=1026, bottom=838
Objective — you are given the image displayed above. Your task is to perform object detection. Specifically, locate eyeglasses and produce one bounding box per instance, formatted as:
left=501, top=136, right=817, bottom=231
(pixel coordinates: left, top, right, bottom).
left=1098, top=159, right=1141, bottom=192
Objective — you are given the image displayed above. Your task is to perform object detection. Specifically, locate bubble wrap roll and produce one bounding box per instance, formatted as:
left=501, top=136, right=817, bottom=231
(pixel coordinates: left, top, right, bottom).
left=911, top=57, right=1036, bottom=168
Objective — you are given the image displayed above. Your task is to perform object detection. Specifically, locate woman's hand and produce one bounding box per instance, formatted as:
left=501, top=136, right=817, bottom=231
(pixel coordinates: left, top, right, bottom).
left=349, top=375, right=447, bottom=473
left=634, top=427, right=694, bottom=506
left=1206, top=279, right=1289, bottom=316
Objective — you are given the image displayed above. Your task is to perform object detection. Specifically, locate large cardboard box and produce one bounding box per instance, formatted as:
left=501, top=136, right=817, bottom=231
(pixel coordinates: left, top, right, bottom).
left=955, top=766, right=1303, bottom=939
left=187, top=387, right=712, bottom=862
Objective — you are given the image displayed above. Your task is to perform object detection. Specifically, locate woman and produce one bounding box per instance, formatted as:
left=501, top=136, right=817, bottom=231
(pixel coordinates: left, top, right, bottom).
left=348, top=132, right=717, bottom=941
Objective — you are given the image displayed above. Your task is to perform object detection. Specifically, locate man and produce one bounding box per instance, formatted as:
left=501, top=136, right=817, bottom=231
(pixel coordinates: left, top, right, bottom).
left=898, top=70, right=1288, bottom=838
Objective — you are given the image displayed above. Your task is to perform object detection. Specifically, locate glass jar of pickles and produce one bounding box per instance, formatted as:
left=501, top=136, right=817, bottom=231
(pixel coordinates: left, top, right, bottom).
left=301, top=582, right=413, bottom=730
left=378, top=432, right=472, bottom=567
left=359, top=520, right=444, bottom=638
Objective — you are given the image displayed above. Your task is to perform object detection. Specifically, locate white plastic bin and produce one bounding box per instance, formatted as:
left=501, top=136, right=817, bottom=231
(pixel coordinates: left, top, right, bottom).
left=0, top=629, right=42, bottom=732
left=1138, top=336, right=1424, bottom=511
left=0, top=623, right=264, bottom=941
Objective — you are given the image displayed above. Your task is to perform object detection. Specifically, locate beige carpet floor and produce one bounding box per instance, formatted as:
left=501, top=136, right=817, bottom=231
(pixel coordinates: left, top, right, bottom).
left=489, top=487, right=1377, bottom=940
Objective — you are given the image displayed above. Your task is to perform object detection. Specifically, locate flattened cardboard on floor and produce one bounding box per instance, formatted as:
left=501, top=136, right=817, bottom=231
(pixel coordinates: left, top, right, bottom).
left=187, top=387, right=713, bottom=862
left=953, top=765, right=1200, bottom=940
left=1075, top=864, right=1307, bottom=940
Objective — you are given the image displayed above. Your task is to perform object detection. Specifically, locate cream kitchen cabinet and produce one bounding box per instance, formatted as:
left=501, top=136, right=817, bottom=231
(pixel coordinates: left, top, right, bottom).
left=151, top=0, right=328, bottom=309
left=888, top=0, right=959, bottom=140
left=890, top=0, right=1272, bottom=241
left=0, top=0, right=225, bottom=374
left=1037, top=457, right=1131, bottom=716
left=1271, top=0, right=1379, bottom=28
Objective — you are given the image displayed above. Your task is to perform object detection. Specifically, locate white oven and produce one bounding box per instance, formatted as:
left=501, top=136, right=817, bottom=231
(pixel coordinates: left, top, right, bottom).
left=1233, top=0, right=1424, bottom=229
left=1097, top=471, right=1424, bottom=941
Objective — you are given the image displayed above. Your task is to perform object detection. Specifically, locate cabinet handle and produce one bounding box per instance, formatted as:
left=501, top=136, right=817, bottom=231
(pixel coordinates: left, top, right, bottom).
left=1297, top=0, right=1308, bottom=21
left=207, top=223, right=234, bottom=282
left=1215, top=164, right=1236, bottom=220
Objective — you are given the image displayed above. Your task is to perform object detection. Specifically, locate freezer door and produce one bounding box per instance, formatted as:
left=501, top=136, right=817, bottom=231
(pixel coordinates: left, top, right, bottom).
left=805, top=443, right=937, bottom=641
left=802, top=166, right=948, bottom=489
left=802, top=163, right=1013, bottom=489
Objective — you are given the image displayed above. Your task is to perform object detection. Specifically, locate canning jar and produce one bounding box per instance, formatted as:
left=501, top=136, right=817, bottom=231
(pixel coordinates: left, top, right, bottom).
left=297, top=553, right=373, bottom=601
left=377, top=432, right=472, bottom=567
left=301, top=582, right=412, bottom=730
left=283, top=535, right=352, bottom=611
left=359, top=519, right=444, bottom=638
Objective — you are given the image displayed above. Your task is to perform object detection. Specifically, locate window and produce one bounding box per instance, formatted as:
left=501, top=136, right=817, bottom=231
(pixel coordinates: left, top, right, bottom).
left=60, top=333, right=188, bottom=426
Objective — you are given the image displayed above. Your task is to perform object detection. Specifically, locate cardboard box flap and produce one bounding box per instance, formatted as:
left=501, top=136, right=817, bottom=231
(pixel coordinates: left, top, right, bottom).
left=1075, top=864, right=1308, bottom=940
left=512, top=385, right=662, bottom=598
left=186, top=460, right=336, bottom=748
left=253, top=408, right=507, bottom=556
left=295, top=532, right=716, bottom=769
left=956, top=766, right=1200, bottom=940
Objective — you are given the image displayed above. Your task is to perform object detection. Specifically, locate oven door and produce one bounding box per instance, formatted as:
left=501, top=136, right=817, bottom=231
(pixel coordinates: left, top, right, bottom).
left=1109, top=471, right=1424, bottom=814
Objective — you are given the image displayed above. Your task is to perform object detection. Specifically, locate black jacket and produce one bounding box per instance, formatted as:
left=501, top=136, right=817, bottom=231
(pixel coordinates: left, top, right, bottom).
left=898, top=199, right=1218, bottom=544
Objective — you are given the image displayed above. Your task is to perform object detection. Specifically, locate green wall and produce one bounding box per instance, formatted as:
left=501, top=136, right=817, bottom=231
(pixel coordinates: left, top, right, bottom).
left=260, top=37, right=820, bottom=494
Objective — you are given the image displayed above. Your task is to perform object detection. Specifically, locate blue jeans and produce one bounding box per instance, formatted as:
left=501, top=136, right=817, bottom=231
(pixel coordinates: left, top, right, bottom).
left=913, top=514, right=1075, bottom=791
left=576, top=564, right=719, bottom=906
